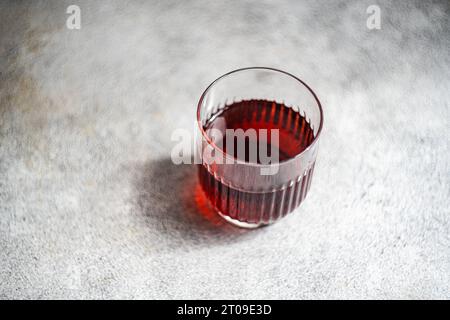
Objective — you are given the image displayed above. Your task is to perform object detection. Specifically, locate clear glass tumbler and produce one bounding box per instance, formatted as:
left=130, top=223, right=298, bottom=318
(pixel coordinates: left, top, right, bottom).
left=196, top=67, right=323, bottom=228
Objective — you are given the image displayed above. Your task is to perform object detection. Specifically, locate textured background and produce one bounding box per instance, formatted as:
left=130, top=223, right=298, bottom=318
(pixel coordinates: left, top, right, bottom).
left=0, top=0, right=449, bottom=299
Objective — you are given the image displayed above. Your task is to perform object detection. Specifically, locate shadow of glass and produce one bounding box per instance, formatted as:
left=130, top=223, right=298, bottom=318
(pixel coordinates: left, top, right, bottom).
left=132, top=158, right=260, bottom=248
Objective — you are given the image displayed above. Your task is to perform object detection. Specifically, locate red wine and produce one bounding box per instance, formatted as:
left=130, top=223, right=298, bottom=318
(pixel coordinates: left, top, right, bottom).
left=198, top=99, right=316, bottom=224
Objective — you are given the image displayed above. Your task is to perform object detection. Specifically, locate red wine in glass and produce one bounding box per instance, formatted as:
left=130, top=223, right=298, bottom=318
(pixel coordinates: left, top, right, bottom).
left=198, top=99, right=316, bottom=224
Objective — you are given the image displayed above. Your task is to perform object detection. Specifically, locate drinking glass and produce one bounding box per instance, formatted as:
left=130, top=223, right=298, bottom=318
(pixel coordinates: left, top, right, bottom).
left=196, top=67, right=323, bottom=228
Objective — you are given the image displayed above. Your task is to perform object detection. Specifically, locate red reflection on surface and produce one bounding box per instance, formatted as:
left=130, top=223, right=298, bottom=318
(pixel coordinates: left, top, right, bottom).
left=193, top=183, right=225, bottom=226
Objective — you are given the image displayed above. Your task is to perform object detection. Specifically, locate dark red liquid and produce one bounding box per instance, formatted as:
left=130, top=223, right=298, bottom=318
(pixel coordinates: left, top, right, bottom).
left=198, top=99, right=316, bottom=224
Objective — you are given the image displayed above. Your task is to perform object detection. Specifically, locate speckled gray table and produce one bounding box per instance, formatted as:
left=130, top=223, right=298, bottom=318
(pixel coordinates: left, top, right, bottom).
left=1, top=0, right=449, bottom=299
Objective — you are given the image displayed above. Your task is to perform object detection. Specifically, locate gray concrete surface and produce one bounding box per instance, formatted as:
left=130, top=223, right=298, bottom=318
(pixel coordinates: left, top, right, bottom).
left=0, top=0, right=449, bottom=299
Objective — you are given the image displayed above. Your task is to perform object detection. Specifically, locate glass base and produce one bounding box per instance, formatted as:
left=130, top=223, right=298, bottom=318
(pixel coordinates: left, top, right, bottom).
left=217, top=210, right=269, bottom=229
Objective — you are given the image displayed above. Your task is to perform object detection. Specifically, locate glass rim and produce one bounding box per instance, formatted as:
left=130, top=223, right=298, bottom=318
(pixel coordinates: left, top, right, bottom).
left=196, top=66, right=324, bottom=167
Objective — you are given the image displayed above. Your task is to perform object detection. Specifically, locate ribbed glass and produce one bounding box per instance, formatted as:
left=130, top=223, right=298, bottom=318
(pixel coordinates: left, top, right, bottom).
left=196, top=67, right=323, bottom=228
